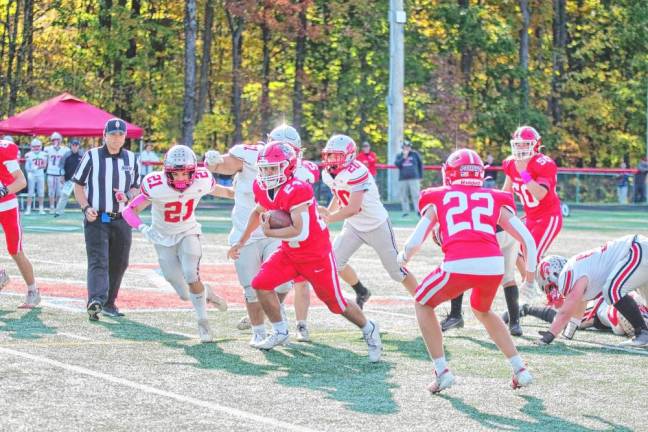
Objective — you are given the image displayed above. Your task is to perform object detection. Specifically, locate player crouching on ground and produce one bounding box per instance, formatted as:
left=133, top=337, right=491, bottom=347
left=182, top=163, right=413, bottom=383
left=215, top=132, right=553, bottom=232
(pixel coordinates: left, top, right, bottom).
left=319, top=134, right=419, bottom=298
left=122, top=145, right=229, bottom=343
left=534, top=235, right=648, bottom=348
left=397, top=149, right=537, bottom=393
left=227, top=141, right=382, bottom=361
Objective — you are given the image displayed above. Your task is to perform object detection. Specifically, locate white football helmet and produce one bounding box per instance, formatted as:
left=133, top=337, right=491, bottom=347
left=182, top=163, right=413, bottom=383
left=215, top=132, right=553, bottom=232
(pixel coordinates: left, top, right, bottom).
left=321, top=134, right=357, bottom=175
left=50, top=131, right=63, bottom=142
left=30, top=138, right=42, bottom=151
left=268, top=124, right=301, bottom=153
left=536, top=255, right=567, bottom=306
left=163, top=145, right=198, bottom=191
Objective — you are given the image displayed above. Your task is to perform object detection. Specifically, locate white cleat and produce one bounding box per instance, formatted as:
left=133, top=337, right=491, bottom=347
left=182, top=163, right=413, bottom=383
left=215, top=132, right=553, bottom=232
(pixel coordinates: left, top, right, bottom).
left=0, top=269, right=9, bottom=291
left=205, top=285, right=228, bottom=312
left=428, top=369, right=455, bottom=394
left=363, top=320, right=382, bottom=362
left=18, top=290, right=41, bottom=309
left=249, top=332, right=267, bottom=347
left=254, top=331, right=289, bottom=351
left=236, top=316, right=251, bottom=331
left=197, top=319, right=214, bottom=343
left=24, top=208, right=31, bottom=215
left=296, top=323, right=311, bottom=342
left=39, top=209, right=46, bottom=215
left=620, top=329, right=648, bottom=348
left=511, top=367, right=533, bottom=389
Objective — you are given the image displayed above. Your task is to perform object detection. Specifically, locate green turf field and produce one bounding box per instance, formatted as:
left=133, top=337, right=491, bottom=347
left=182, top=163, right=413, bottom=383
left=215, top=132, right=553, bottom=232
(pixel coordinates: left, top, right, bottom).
left=1, top=207, right=647, bottom=431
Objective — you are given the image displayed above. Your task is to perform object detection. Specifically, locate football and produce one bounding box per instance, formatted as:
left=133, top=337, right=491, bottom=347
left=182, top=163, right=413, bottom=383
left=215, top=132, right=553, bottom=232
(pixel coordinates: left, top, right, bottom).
left=265, top=210, right=292, bottom=229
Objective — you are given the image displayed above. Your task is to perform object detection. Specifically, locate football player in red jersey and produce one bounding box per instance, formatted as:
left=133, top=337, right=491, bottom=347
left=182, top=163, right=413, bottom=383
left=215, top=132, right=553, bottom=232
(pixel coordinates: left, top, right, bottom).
left=0, top=139, right=39, bottom=308
left=499, top=125, right=563, bottom=336
left=227, top=141, right=382, bottom=361
left=397, top=149, right=537, bottom=393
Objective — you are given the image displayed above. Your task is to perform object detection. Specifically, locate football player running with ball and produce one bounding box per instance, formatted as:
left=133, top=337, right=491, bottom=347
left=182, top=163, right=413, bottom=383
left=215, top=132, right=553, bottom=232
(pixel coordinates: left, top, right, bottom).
left=122, top=145, right=229, bottom=342
left=319, top=134, right=419, bottom=298
left=228, top=141, right=382, bottom=361
left=398, top=149, right=537, bottom=393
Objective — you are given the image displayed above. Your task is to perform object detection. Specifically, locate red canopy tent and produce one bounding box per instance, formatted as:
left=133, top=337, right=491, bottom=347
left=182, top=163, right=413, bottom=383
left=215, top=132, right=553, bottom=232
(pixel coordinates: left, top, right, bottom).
left=0, top=92, right=143, bottom=138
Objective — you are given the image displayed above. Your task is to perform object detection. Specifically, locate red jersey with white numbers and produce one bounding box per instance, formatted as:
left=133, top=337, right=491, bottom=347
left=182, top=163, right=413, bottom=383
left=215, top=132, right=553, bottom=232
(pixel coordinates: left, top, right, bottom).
left=0, top=140, right=20, bottom=207
left=253, top=177, right=331, bottom=261
left=418, top=185, right=516, bottom=275
left=502, top=154, right=561, bottom=219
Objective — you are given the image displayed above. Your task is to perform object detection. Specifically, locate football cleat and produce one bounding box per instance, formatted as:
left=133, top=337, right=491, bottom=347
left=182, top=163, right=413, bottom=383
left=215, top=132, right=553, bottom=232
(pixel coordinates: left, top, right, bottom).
left=511, top=367, right=533, bottom=389
left=18, top=290, right=41, bottom=309
left=509, top=322, right=523, bottom=337
left=0, top=269, right=9, bottom=291
left=205, top=285, right=228, bottom=312
left=620, top=329, right=648, bottom=348
left=440, top=315, right=464, bottom=332
left=87, top=301, right=102, bottom=321
left=296, top=323, right=311, bottom=342
left=363, top=320, right=382, bottom=362
left=24, top=207, right=31, bottom=215
left=236, top=316, right=251, bottom=331
left=102, top=306, right=125, bottom=317
left=254, top=331, right=289, bottom=351
left=427, top=369, right=455, bottom=394
left=197, top=319, right=214, bottom=343
left=249, top=331, right=267, bottom=347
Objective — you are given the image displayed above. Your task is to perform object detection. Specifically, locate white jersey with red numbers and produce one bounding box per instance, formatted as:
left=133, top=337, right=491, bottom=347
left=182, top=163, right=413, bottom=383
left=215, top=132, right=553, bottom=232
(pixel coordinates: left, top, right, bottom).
left=253, top=177, right=331, bottom=262
left=228, top=143, right=265, bottom=246
left=322, top=160, right=388, bottom=232
left=294, top=159, right=320, bottom=184
left=0, top=140, right=20, bottom=210
left=24, top=150, right=48, bottom=175
left=557, top=235, right=638, bottom=301
left=418, top=185, right=516, bottom=275
left=502, top=153, right=561, bottom=219
left=44, top=145, right=69, bottom=176
left=140, top=167, right=216, bottom=246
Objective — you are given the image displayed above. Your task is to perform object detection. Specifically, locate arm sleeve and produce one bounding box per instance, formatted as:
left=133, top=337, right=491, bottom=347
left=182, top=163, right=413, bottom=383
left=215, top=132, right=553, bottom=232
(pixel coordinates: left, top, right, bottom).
left=508, top=217, right=537, bottom=273
left=72, top=151, right=92, bottom=186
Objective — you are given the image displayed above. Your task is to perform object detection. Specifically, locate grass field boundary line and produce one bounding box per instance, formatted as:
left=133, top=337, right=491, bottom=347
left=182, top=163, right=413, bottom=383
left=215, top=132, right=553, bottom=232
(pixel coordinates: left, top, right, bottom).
left=57, top=332, right=92, bottom=341
left=0, top=346, right=322, bottom=432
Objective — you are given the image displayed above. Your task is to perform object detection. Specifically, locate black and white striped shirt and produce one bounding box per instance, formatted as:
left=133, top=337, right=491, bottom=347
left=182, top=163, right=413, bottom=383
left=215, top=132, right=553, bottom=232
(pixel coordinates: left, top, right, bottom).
left=72, top=146, right=140, bottom=213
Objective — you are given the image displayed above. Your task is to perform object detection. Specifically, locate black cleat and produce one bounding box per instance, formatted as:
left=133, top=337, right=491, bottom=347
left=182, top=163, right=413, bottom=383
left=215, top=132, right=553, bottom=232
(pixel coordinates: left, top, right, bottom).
left=87, top=301, right=102, bottom=321
left=103, top=306, right=124, bottom=317
left=356, top=289, right=372, bottom=310
left=441, top=315, right=464, bottom=332
left=509, top=322, right=523, bottom=337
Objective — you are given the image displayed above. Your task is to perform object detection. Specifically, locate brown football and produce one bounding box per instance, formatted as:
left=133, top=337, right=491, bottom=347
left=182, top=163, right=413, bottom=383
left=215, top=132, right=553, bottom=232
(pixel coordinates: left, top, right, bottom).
left=266, top=210, right=292, bottom=229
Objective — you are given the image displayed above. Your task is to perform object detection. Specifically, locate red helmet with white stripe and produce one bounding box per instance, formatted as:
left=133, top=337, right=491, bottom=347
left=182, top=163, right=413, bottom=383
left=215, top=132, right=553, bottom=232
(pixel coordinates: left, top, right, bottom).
left=321, top=134, right=357, bottom=175
left=442, top=149, right=484, bottom=187
left=257, top=141, right=297, bottom=190
left=537, top=255, right=567, bottom=306
left=510, top=125, right=541, bottom=160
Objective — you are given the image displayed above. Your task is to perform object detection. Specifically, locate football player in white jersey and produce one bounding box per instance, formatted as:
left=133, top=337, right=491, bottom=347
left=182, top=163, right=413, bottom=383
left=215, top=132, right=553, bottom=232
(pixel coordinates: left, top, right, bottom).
left=44, top=132, right=69, bottom=213
left=535, top=235, right=648, bottom=347
left=319, top=134, right=419, bottom=300
left=122, top=145, right=229, bottom=342
left=204, top=142, right=293, bottom=346
left=24, top=138, right=48, bottom=215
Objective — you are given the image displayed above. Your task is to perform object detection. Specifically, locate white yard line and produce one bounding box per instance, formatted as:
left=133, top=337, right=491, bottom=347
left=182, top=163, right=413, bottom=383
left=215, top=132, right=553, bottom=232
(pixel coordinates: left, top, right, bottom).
left=0, top=346, right=321, bottom=432
left=57, top=332, right=92, bottom=341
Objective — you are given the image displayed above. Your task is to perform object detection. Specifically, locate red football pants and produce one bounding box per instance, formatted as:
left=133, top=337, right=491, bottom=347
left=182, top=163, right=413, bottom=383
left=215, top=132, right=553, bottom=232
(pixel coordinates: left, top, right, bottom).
left=0, top=207, right=23, bottom=255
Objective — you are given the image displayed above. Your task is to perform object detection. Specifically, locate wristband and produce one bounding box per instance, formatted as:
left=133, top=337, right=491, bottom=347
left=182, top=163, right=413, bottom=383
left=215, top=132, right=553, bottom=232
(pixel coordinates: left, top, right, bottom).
left=520, top=170, right=533, bottom=184
left=81, top=205, right=89, bottom=214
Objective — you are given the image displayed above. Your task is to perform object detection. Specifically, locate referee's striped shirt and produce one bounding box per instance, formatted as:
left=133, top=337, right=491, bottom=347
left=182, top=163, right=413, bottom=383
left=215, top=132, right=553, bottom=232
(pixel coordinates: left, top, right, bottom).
left=72, top=146, right=140, bottom=213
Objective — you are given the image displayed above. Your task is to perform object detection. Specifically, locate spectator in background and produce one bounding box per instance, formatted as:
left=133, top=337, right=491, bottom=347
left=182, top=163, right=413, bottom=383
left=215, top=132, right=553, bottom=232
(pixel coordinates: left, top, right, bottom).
left=394, top=141, right=423, bottom=217
left=356, top=141, right=378, bottom=177
left=138, top=143, right=160, bottom=178
left=24, top=139, right=48, bottom=215
left=617, top=161, right=630, bottom=204
left=634, top=157, right=648, bottom=203
left=54, top=139, right=84, bottom=217
left=484, top=154, right=498, bottom=189
left=44, top=132, right=68, bottom=213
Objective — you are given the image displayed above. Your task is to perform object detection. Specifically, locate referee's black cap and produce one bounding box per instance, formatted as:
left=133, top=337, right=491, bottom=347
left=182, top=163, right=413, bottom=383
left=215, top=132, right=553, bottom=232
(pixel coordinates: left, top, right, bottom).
left=104, top=118, right=127, bottom=135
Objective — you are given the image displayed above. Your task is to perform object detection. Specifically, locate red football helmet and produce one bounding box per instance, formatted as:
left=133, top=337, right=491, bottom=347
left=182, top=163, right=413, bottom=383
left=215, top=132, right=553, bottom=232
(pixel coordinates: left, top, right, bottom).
left=510, top=125, right=541, bottom=160
left=321, top=134, right=356, bottom=175
left=257, top=141, right=297, bottom=190
left=537, top=255, right=567, bottom=307
left=164, top=145, right=197, bottom=191
left=442, top=149, right=485, bottom=187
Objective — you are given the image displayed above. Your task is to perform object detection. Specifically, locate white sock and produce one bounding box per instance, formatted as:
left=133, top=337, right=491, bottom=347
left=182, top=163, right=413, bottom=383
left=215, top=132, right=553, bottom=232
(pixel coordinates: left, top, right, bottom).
left=508, top=355, right=525, bottom=373
left=252, top=324, right=267, bottom=337
left=190, top=291, right=208, bottom=321
left=27, top=284, right=37, bottom=293
left=272, top=320, right=288, bottom=335
left=433, top=357, right=448, bottom=375
left=279, top=303, right=287, bottom=322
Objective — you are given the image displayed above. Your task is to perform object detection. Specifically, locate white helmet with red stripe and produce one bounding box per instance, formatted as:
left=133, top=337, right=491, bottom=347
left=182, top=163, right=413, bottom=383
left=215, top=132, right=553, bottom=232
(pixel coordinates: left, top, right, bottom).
left=537, top=255, right=567, bottom=306
left=321, top=134, right=357, bottom=175
left=30, top=138, right=43, bottom=151
left=510, top=125, right=541, bottom=160
left=163, top=145, right=197, bottom=191
left=442, top=148, right=484, bottom=187
left=268, top=124, right=301, bottom=155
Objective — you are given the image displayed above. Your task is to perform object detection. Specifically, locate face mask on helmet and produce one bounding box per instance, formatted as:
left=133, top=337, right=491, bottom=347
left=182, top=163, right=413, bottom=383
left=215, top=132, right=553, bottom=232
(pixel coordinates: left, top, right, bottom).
left=321, top=135, right=356, bottom=175
left=537, top=255, right=567, bottom=307
left=257, top=161, right=289, bottom=190
left=510, top=126, right=541, bottom=160
left=164, top=145, right=197, bottom=191
left=321, top=150, right=350, bottom=174
left=256, top=141, right=297, bottom=190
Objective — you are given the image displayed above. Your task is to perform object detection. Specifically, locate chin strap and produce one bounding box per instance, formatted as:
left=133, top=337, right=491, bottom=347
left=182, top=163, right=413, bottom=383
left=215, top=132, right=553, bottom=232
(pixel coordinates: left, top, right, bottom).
left=122, top=193, right=148, bottom=228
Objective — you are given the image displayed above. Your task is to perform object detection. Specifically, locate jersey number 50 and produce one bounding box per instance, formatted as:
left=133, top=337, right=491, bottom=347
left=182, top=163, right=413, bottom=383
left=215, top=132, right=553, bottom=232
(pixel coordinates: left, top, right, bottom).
left=444, top=191, right=494, bottom=236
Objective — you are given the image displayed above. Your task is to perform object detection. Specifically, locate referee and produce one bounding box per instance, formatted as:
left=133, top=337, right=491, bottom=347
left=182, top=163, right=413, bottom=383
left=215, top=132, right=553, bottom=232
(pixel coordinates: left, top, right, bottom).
left=73, top=118, right=140, bottom=321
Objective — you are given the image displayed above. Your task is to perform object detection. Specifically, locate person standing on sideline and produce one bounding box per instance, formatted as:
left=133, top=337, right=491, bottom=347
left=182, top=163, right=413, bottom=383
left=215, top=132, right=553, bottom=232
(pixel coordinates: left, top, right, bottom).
left=138, top=143, right=160, bottom=179
left=24, top=138, right=48, bottom=215
left=54, top=139, right=84, bottom=217
left=73, top=118, right=140, bottom=320
left=44, top=132, right=69, bottom=213
left=616, top=161, right=630, bottom=204
left=356, top=141, right=378, bottom=177
left=634, top=157, right=648, bottom=203
left=394, top=141, right=423, bottom=217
